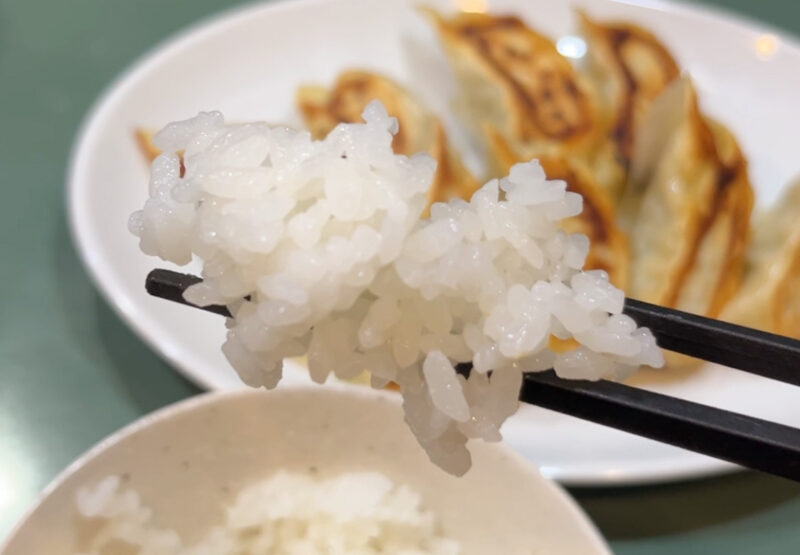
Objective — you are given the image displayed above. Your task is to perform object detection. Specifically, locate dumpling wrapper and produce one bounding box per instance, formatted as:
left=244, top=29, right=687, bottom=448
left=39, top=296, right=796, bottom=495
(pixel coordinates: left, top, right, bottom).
left=296, top=70, right=479, bottom=214
left=424, top=11, right=602, bottom=157
left=623, top=77, right=753, bottom=320
left=487, top=128, right=629, bottom=290
left=579, top=11, right=680, bottom=197
left=721, top=180, right=800, bottom=337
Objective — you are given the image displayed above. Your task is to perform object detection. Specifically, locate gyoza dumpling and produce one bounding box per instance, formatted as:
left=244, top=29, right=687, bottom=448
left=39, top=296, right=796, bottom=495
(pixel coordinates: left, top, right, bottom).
left=623, top=77, right=753, bottom=318
left=297, top=70, right=479, bottom=213
left=424, top=10, right=602, bottom=159
left=721, top=180, right=800, bottom=337
left=487, top=129, right=628, bottom=289
left=579, top=11, right=680, bottom=196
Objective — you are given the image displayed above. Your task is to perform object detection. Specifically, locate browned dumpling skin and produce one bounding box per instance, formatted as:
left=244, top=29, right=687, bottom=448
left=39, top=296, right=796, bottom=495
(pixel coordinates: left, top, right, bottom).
left=721, top=179, right=800, bottom=337
left=298, top=70, right=433, bottom=155
left=579, top=11, right=680, bottom=178
left=424, top=10, right=600, bottom=154
left=135, top=128, right=185, bottom=177
left=297, top=70, right=479, bottom=213
left=677, top=120, right=752, bottom=317
left=487, top=129, right=629, bottom=290
left=624, top=78, right=753, bottom=319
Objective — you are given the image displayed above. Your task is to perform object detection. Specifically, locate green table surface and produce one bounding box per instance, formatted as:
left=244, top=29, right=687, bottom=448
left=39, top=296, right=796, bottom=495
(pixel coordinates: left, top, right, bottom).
left=1, top=0, right=799, bottom=552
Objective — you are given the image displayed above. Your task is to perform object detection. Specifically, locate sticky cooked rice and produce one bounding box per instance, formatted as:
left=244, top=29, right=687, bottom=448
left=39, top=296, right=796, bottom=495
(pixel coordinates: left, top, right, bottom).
left=130, top=101, right=663, bottom=474
left=76, top=472, right=460, bottom=554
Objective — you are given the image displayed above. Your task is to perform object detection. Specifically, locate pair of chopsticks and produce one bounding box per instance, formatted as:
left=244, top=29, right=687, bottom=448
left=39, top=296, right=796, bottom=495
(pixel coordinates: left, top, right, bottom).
left=145, top=268, right=800, bottom=482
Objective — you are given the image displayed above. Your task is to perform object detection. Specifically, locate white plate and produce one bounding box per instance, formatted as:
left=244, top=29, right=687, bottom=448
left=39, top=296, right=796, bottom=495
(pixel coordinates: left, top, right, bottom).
left=68, top=0, right=800, bottom=485
left=0, top=386, right=609, bottom=554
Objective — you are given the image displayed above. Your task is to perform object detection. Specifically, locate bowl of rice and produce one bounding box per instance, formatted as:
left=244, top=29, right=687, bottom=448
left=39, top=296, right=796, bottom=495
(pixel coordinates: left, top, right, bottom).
left=1, top=385, right=609, bottom=554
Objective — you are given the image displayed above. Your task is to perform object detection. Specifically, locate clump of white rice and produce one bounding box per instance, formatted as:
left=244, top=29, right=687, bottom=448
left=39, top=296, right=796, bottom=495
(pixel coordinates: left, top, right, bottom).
left=76, top=472, right=459, bottom=554
left=130, top=101, right=663, bottom=475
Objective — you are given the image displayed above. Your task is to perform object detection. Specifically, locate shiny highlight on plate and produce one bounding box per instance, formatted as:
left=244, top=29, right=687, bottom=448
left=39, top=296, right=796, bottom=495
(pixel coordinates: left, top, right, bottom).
left=454, top=0, right=487, bottom=14
left=557, top=35, right=588, bottom=59
left=755, top=33, right=779, bottom=60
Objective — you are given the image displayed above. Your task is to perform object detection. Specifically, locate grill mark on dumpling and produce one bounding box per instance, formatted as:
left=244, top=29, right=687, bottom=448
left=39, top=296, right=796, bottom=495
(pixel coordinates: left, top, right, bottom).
left=545, top=155, right=629, bottom=287
left=457, top=17, right=595, bottom=143
left=326, top=75, right=409, bottom=153
left=603, top=26, right=680, bottom=170
left=607, top=29, right=636, bottom=169
left=663, top=111, right=748, bottom=314
left=541, top=158, right=608, bottom=243
left=486, top=128, right=628, bottom=287
left=696, top=159, right=748, bottom=316
left=299, top=71, right=480, bottom=220
left=486, top=132, right=616, bottom=258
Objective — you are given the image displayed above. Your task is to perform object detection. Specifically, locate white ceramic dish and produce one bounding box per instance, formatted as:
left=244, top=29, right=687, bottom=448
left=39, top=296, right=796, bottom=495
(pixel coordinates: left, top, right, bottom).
left=0, top=386, right=609, bottom=555
left=68, top=0, right=800, bottom=485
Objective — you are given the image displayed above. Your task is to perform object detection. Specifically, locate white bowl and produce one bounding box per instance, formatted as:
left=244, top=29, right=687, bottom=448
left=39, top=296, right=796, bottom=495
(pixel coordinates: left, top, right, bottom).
left=0, top=386, right=608, bottom=554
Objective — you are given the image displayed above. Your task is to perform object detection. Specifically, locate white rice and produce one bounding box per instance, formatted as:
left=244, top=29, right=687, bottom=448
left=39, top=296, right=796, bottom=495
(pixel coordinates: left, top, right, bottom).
left=130, top=101, right=663, bottom=475
left=76, top=472, right=459, bottom=554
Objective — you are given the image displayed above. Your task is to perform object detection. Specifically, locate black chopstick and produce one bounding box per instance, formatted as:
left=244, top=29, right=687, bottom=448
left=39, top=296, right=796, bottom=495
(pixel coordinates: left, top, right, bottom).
left=516, top=370, right=800, bottom=482
left=146, top=269, right=232, bottom=317
left=146, top=269, right=800, bottom=387
left=145, top=268, right=800, bottom=481
left=624, top=298, right=800, bottom=387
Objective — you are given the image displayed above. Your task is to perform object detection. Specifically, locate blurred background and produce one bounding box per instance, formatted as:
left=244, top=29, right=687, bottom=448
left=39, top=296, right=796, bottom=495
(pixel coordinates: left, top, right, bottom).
left=1, top=0, right=799, bottom=553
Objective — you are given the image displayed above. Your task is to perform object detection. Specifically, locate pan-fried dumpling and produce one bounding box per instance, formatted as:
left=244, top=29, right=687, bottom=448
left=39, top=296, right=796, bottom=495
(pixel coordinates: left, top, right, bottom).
left=424, top=10, right=601, bottom=159
left=487, top=129, right=628, bottom=289
left=623, top=77, right=753, bottom=318
left=297, top=70, right=479, bottom=213
left=721, top=180, right=800, bottom=337
left=579, top=11, right=680, bottom=195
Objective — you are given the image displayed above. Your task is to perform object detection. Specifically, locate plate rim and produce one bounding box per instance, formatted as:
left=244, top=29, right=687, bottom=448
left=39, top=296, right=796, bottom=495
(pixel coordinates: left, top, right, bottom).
left=66, top=0, right=800, bottom=486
